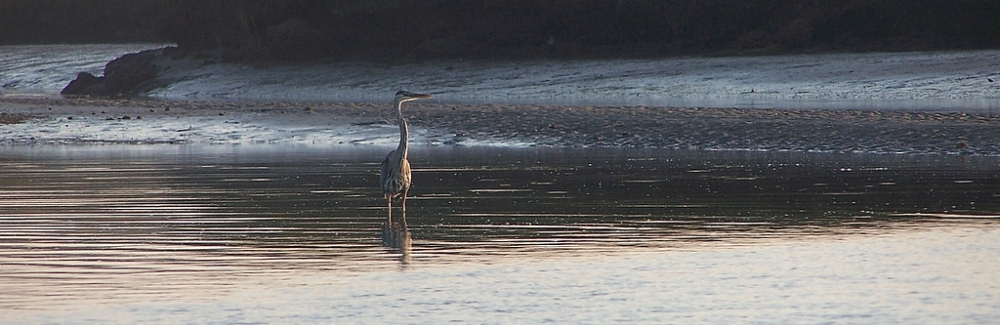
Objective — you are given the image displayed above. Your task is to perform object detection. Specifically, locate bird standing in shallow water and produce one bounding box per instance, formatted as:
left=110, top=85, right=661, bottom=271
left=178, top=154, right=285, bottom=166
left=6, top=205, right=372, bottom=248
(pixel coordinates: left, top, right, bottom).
left=380, top=91, right=431, bottom=227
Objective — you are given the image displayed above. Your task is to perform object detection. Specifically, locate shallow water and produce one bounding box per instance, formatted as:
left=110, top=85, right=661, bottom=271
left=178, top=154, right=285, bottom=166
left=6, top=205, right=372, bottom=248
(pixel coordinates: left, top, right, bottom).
left=1, top=145, right=998, bottom=324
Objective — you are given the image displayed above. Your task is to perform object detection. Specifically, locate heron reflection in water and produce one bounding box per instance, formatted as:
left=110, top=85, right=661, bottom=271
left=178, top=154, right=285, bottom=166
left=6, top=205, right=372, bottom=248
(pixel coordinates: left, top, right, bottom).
left=380, top=90, right=431, bottom=228
left=382, top=221, right=412, bottom=265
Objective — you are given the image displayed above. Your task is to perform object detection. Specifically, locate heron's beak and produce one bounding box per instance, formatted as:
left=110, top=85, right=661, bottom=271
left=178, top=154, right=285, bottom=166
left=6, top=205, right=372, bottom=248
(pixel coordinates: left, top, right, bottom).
left=413, top=93, right=432, bottom=99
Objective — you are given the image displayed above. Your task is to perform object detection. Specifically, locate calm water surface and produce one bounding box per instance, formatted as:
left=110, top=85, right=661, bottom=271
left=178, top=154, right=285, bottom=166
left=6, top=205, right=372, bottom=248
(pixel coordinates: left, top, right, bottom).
left=1, top=145, right=998, bottom=324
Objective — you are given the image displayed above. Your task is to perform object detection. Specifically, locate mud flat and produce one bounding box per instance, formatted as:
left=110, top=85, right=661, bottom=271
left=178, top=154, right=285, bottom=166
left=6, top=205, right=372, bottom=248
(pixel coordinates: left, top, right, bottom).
left=2, top=97, right=999, bottom=155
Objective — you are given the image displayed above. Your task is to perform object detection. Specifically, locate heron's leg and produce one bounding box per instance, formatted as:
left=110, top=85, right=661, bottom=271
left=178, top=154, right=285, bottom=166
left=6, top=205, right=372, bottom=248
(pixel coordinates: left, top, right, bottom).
left=401, top=188, right=409, bottom=228
left=387, top=197, right=393, bottom=227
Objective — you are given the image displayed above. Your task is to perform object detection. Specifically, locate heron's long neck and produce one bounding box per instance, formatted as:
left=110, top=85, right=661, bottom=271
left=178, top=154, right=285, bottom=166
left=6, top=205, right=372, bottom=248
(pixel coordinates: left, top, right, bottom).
left=395, top=101, right=408, bottom=160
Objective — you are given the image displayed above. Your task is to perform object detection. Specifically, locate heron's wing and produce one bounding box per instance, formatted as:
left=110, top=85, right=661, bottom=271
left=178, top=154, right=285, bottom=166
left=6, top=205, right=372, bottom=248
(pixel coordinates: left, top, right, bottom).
left=379, top=150, right=395, bottom=185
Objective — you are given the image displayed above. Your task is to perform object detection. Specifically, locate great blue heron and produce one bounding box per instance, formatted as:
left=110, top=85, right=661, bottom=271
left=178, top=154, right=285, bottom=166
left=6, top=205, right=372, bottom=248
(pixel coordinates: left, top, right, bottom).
left=380, top=90, right=431, bottom=227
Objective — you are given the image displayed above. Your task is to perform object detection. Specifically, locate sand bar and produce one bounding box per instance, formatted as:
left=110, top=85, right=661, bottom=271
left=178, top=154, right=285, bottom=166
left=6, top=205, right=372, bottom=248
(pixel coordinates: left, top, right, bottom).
left=2, top=97, right=999, bottom=155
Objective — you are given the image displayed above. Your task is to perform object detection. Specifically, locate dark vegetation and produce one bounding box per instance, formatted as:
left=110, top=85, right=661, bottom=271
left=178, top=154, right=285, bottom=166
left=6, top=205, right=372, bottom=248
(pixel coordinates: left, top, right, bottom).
left=3, top=0, right=999, bottom=61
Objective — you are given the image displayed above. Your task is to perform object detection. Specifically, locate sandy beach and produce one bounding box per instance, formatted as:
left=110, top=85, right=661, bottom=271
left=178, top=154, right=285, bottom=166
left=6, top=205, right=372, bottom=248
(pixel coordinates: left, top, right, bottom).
left=2, top=96, right=999, bottom=155
left=4, top=45, right=999, bottom=155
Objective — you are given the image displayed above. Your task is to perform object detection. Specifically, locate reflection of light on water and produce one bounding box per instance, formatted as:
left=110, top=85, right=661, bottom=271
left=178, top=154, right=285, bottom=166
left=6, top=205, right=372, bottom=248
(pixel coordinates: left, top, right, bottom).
left=310, top=189, right=353, bottom=194
left=889, top=213, right=1000, bottom=219
left=468, top=189, right=534, bottom=193
left=1, top=146, right=999, bottom=322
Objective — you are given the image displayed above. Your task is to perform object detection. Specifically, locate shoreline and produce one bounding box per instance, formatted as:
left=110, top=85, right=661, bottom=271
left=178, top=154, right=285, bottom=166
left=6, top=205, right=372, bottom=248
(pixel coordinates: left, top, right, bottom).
left=3, top=97, right=1000, bottom=156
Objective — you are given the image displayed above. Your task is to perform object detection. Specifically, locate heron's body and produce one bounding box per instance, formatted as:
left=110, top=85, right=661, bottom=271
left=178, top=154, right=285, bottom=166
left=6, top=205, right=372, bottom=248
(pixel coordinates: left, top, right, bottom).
left=380, top=148, right=410, bottom=200
left=380, top=91, right=431, bottom=226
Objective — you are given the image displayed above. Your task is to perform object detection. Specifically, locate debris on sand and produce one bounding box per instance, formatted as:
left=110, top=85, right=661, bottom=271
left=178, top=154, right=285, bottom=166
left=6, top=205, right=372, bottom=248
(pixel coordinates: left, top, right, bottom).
left=0, top=113, right=33, bottom=125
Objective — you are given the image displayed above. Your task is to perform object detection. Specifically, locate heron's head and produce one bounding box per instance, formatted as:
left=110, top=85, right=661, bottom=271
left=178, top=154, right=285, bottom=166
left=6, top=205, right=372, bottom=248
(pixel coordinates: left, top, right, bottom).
left=394, top=90, right=432, bottom=104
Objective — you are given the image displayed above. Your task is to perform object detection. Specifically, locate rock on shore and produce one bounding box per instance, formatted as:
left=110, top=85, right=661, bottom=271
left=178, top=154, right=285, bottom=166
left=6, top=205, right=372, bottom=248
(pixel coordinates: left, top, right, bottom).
left=60, top=47, right=175, bottom=97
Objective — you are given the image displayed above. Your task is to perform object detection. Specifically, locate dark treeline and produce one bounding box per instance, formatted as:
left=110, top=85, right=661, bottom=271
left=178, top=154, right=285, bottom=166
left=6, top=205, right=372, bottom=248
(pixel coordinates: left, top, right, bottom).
left=3, top=0, right=999, bottom=61
left=0, top=0, right=165, bottom=44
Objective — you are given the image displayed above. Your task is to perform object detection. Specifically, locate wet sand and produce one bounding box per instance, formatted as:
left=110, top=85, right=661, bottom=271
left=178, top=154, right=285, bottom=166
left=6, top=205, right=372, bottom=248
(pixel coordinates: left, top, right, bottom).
left=3, top=97, right=1000, bottom=155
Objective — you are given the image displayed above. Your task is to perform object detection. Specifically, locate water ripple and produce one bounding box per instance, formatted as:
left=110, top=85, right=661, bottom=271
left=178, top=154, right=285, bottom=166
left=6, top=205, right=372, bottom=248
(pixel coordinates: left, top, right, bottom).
left=1, top=146, right=998, bottom=315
